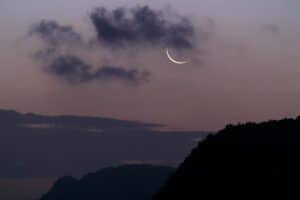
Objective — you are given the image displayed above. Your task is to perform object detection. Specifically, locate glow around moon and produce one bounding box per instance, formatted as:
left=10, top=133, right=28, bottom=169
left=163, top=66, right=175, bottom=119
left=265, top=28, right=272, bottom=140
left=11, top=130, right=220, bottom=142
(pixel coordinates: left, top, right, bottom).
left=166, top=49, right=188, bottom=65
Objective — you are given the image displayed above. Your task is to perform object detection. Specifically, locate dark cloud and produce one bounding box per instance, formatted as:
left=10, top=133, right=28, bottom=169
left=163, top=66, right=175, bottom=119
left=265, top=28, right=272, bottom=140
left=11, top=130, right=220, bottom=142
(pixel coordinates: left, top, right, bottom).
left=47, top=55, right=150, bottom=84
left=29, top=20, right=150, bottom=85
left=29, top=20, right=82, bottom=48
left=28, top=6, right=199, bottom=85
left=261, top=24, right=280, bottom=34
left=90, top=6, right=196, bottom=49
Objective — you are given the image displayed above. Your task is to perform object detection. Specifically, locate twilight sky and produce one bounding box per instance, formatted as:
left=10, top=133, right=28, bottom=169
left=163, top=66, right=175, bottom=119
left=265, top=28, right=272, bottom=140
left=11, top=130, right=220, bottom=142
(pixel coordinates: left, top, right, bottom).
left=1, top=0, right=300, bottom=131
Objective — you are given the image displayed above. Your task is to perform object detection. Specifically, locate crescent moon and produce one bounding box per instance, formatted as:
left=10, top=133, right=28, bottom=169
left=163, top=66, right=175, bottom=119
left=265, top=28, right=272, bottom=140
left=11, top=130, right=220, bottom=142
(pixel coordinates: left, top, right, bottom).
left=166, top=48, right=188, bottom=65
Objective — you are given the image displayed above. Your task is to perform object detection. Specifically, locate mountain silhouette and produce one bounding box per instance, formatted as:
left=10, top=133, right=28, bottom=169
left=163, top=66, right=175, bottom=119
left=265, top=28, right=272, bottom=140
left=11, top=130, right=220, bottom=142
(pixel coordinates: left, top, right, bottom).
left=40, top=165, right=173, bottom=200
left=154, top=117, right=300, bottom=199
left=0, top=109, right=206, bottom=179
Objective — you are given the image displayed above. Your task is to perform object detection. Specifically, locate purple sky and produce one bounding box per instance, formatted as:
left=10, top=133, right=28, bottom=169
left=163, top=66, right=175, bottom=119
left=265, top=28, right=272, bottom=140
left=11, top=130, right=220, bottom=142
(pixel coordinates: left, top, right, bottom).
left=1, top=0, right=300, bottom=131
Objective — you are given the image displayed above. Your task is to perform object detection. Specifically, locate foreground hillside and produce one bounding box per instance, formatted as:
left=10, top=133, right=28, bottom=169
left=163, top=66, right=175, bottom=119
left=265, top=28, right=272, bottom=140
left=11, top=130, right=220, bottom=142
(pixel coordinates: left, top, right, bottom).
left=154, top=117, right=300, bottom=199
left=40, top=165, right=173, bottom=200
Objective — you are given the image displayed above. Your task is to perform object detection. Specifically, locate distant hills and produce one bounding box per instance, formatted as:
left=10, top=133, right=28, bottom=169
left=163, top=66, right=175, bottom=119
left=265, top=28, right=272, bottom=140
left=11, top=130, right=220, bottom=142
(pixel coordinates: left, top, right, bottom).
left=40, top=165, right=173, bottom=200
left=4, top=108, right=300, bottom=199
left=154, top=117, right=300, bottom=199
left=0, top=109, right=207, bottom=178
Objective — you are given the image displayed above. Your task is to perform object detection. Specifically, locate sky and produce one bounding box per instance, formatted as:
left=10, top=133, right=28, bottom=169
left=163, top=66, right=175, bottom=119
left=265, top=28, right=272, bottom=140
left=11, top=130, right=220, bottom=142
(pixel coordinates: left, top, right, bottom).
left=1, top=1, right=300, bottom=200
left=1, top=0, right=300, bottom=131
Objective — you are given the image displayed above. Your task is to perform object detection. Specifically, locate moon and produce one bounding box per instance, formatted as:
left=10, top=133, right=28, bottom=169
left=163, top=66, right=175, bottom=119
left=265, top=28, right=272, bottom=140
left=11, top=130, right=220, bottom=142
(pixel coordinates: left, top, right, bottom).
left=166, top=48, right=188, bottom=65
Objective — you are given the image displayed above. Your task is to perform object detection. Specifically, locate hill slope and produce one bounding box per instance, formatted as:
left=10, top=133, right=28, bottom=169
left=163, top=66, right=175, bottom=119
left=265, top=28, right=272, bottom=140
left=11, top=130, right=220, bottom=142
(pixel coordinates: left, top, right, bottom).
left=154, top=117, right=300, bottom=199
left=40, top=165, right=173, bottom=200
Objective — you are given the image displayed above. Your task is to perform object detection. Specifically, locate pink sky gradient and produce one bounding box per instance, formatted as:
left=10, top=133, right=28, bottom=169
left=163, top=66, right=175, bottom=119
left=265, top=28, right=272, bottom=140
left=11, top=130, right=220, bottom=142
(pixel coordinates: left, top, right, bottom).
left=1, top=0, right=300, bottom=130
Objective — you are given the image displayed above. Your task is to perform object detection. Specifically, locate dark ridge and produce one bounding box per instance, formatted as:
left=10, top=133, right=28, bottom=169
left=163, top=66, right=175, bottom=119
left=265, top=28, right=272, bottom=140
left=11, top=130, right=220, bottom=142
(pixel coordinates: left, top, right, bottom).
left=0, top=108, right=207, bottom=179
left=44, top=176, right=79, bottom=199
left=154, top=117, right=300, bottom=199
left=40, top=165, right=173, bottom=200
